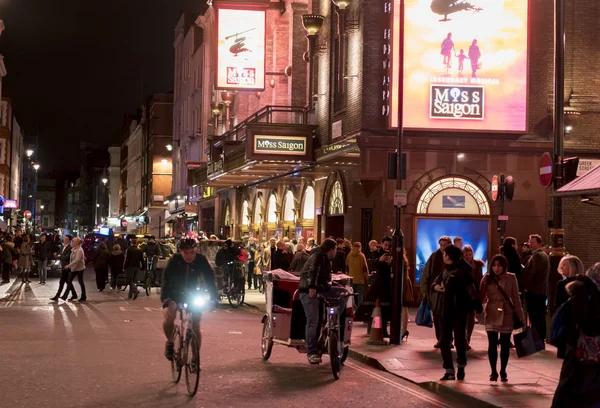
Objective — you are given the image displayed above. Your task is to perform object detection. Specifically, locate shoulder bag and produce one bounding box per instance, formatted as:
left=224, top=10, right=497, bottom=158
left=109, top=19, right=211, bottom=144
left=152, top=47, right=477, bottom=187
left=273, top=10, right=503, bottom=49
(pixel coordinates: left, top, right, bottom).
left=490, top=274, right=524, bottom=330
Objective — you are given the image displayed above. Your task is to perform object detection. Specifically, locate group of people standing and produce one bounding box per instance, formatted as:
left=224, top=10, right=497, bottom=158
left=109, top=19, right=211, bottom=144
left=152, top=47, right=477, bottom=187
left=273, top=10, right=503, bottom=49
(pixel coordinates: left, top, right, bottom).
left=0, top=231, right=55, bottom=285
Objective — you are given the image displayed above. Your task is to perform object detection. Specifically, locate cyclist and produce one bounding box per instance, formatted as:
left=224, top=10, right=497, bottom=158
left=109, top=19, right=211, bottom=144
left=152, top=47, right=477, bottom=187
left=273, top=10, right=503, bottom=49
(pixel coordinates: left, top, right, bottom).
left=161, top=238, right=218, bottom=361
left=298, top=238, right=348, bottom=364
left=143, top=236, right=161, bottom=285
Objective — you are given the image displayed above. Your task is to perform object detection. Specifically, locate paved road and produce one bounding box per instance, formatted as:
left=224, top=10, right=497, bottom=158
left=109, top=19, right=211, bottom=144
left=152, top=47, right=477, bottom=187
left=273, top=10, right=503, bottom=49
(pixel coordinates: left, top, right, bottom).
left=0, top=270, right=463, bottom=408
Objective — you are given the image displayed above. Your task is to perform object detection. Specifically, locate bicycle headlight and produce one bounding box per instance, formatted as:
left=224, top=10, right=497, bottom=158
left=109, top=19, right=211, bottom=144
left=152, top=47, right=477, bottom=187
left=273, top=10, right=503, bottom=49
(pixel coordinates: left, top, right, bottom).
left=193, top=296, right=206, bottom=307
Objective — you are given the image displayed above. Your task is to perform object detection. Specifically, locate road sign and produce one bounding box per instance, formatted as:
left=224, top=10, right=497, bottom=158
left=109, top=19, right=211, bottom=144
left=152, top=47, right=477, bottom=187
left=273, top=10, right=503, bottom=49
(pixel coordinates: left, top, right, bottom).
left=498, top=215, right=509, bottom=221
left=393, top=190, right=407, bottom=207
left=24, top=210, right=32, bottom=219
left=539, top=152, right=554, bottom=188
left=491, top=175, right=499, bottom=201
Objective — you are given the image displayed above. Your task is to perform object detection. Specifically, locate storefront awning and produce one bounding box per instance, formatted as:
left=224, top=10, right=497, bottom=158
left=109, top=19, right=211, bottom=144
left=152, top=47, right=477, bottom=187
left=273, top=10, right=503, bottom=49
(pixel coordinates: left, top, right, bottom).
left=554, top=165, right=600, bottom=197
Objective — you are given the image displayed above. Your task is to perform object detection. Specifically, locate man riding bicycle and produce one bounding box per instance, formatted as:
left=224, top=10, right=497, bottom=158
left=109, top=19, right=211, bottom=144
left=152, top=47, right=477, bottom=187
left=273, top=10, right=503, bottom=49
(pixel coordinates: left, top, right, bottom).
left=143, top=236, right=161, bottom=285
left=298, top=238, right=348, bottom=364
left=161, top=238, right=218, bottom=361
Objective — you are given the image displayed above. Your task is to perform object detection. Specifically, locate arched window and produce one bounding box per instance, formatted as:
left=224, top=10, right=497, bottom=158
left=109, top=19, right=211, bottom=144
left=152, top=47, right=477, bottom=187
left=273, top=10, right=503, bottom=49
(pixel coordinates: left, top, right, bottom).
left=253, top=197, right=262, bottom=225
left=328, top=181, right=344, bottom=215
left=302, top=186, right=315, bottom=220
left=223, top=204, right=231, bottom=225
left=283, top=190, right=295, bottom=222
left=267, top=194, right=277, bottom=223
left=241, top=200, right=249, bottom=225
left=416, top=177, right=490, bottom=215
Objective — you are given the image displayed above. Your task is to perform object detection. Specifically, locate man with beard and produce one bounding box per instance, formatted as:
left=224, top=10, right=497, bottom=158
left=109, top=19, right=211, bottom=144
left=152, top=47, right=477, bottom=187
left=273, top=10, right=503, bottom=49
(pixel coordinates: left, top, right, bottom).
left=298, top=239, right=347, bottom=364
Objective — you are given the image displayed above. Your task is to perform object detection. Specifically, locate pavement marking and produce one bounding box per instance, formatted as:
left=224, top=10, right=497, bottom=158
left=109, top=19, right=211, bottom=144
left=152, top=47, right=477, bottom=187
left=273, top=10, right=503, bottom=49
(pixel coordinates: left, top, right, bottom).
left=144, top=307, right=162, bottom=312
left=345, top=361, right=453, bottom=408
left=32, top=306, right=54, bottom=311
left=228, top=331, right=243, bottom=334
left=119, top=307, right=126, bottom=311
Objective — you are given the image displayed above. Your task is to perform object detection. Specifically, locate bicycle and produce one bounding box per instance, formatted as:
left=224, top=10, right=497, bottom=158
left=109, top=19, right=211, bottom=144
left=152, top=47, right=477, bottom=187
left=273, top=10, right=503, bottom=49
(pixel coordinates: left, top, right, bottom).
left=170, top=292, right=210, bottom=396
left=317, top=291, right=352, bottom=380
left=223, top=261, right=245, bottom=308
left=145, top=255, right=157, bottom=296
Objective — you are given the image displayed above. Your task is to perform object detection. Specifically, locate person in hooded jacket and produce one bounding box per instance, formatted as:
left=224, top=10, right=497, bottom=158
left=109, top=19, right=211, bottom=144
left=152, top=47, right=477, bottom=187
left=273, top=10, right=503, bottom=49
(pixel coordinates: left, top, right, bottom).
left=289, top=242, right=310, bottom=273
left=463, top=245, right=485, bottom=349
left=93, top=242, right=110, bottom=291
left=551, top=265, right=600, bottom=408
left=108, top=244, right=125, bottom=290
left=500, top=237, right=523, bottom=292
left=346, top=241, right=369, bottom=312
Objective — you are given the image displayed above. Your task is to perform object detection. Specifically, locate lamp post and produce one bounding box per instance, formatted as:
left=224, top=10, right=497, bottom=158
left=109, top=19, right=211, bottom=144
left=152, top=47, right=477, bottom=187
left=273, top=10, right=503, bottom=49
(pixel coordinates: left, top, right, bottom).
left=332, top=0, right=350, bottom=93
left=302, top=14, right=325, bottom=110
left=40, top=204, right=44, bottom=230
left=220, top=92, right=236, bottom=132
left=32, top=163, right=40, bottom=233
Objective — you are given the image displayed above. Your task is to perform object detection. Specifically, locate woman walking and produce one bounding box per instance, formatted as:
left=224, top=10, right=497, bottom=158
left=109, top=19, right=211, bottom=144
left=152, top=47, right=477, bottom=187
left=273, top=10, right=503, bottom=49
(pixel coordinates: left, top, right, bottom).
left=462, top=245, right=485, bottom=349
left=19, top=235, right=33, bottom=284
left=108, top=244, right=125, bottom=290
left=62, top=237, right=87, bottom=302
left=433, top=244, right=481, bottom=381
left=93, top=242, right=110, bottom=291
left=480, top=254, right=524, bottom=382
left=554, top=255, right=584, bottom=311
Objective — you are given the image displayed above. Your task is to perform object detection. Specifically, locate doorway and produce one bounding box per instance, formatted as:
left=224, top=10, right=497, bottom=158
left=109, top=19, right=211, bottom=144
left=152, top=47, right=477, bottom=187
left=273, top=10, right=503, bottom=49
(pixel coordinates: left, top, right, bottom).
left=325, top=215, right=344, bottom=238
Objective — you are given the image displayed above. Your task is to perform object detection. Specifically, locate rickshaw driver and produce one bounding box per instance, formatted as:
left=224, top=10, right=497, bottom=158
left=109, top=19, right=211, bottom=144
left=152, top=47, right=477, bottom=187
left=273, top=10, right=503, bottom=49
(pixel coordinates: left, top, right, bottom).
left=298, top=238, right=349, bottom=364
left=161, top=238, right=218, bottom=361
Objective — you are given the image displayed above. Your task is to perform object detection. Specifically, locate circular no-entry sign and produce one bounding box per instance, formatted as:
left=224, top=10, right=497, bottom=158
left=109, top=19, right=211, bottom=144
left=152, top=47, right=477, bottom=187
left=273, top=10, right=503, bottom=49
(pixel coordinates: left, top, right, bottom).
left=539, top=152, right=554, bottom=188
left=491, top=175, right=499, bottom=201
left=24, top=210, right=32, bottom=219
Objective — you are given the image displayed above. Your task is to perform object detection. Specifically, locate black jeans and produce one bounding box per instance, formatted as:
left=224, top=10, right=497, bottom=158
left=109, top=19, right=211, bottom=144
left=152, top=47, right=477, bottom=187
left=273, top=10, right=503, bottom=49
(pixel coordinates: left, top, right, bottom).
left=525, top=292, right=547, bottom=341
left=247, top=262, right=255, bottom=289
left=487, top=331, right=512, bottom=374
left=1, top=262, right=9, bottom=281
left=95, top=268, right=107, bottom=290
left=66, top=270, right=86, bottom=299
left=440, top=314, right=468, bottom=371
left=57, top=269, right=75, bottom=297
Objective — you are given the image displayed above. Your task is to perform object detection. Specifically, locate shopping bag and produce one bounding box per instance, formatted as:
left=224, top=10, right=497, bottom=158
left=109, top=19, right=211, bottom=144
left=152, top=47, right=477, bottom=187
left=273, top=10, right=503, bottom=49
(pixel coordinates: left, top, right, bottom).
left=415, top=299, right=433, bottom=328
left=514, top=326, right=545, bottom=358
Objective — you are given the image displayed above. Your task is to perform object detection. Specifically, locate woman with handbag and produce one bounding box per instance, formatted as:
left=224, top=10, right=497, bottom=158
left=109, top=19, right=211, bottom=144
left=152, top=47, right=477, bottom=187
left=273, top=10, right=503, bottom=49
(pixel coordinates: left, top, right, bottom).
left=480, top=254, right=524, bottom=382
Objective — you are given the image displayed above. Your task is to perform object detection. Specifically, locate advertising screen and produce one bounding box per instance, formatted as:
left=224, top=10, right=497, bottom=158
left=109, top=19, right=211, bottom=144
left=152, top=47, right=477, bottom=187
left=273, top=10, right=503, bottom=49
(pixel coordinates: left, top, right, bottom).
left=391, top=0, right=528, bottom=132
left=415, top=217, right=489, bottom=283
left=217, top=8, right=266, bottom=91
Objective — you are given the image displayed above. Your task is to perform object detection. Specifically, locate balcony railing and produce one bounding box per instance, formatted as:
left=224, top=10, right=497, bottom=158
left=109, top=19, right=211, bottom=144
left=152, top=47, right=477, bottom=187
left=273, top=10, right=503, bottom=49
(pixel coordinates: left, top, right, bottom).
left=213, top=105, right=309, bottom=148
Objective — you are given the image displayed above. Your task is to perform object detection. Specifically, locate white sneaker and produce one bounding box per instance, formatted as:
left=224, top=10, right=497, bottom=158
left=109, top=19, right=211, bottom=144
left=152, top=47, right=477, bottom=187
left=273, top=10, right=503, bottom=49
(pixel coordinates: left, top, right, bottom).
left=308, top=354, right=322, bottom=364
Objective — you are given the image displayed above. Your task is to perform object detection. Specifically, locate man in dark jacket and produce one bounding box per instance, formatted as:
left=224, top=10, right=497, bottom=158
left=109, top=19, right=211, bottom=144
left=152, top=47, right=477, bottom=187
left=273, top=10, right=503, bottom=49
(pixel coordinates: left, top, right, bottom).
left=215, top=239, right=240, bottom=277
left=420, top=235, right=451, bottom=345
left=52, top=235, right=73, bottom=301
left=272, top=241, right=290, bottom=271
left=289, top=243, right=310, bottom=273
left=93, top=242, right=110, bottom=291
left=331, top=238, right=346, bottom=273
left=501, top=237, right=523, bottom=291
left=161, top=238, right=217, bottom=361
left=298, top=239, right=347, bottom=365
left=34, top=234, right=53, bottom=284
left=124, top=239, right=145, bottom=300
left=247, top=238, right=257, bottom=289
left=143, top=236, right=161, bottom=285
left=522, top=234, right=550, bottom=341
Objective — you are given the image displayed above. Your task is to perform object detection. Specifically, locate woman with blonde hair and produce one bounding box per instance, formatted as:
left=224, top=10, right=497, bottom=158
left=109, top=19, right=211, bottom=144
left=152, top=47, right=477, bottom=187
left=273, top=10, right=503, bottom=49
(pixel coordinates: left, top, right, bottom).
left=18, top=235, right=33, bottom=283
left=62, top=237, right=87, bottom=302
left=555, top=255, right=585, bottom=310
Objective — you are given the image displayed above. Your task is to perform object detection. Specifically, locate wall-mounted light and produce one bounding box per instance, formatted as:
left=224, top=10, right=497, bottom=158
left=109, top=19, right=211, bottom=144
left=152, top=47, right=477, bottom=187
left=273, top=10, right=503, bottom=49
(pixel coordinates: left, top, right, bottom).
left=332, top=0, right=351, bottom=93
left=102, top=177, right=108, bottom=185
left=220, top=92, right=236, bottom=132
left=269, top=78, right=276, bottom=89
left=33, top=163, right=40, bottom=171
left=457, top=153, right=465, bottom=160
left=26, top=149, right=34, bottom=157
left=302, top=14, right=325, bottom=110
left=166, top=144, right=173, bottom=151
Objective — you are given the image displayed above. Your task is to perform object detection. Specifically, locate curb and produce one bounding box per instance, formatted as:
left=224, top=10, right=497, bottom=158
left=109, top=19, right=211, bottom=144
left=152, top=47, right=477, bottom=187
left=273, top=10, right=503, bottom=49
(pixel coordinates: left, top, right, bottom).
left=348, top=348, right=499, bottom=408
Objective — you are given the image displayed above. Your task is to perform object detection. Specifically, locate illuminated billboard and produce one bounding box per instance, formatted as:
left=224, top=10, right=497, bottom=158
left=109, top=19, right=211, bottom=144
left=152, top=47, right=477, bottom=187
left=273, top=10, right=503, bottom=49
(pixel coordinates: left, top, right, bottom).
left=391, top=0, right=528, bottom=132
left=217, top=8, right=266, bottom=91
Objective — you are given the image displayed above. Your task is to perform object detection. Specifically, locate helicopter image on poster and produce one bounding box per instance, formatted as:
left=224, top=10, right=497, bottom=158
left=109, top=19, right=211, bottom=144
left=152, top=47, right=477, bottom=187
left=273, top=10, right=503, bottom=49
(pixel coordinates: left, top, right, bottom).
left=430, top=0, right=482, bottom=21
left=226, top=28, right=256, bottom=56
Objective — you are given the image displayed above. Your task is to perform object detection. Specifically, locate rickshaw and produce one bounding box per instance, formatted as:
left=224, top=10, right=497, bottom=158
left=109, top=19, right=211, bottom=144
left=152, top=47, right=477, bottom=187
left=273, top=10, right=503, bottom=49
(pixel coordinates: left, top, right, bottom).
left=198, top=239, right=246, bottom=308
left=260, top=269, right=355, bottom=380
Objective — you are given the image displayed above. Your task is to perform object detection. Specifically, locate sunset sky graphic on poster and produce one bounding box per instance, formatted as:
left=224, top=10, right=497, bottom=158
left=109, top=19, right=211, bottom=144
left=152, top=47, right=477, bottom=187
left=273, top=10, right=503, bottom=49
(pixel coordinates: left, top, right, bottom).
left=391, top=0, right=528, bottom=132
left=217, top=9, right=266, bottom=91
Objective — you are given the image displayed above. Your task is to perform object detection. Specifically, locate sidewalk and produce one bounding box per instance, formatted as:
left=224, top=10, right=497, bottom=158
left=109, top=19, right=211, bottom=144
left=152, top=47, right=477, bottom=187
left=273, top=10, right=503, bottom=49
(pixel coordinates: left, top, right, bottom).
left=349, top=317, right=561, bottom=408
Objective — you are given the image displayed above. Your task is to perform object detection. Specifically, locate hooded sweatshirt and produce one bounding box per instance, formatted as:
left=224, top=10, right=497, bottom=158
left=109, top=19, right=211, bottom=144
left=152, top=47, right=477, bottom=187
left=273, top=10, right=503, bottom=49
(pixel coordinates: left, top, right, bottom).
left=346, top=247, right=368, bottom=284
left=108, top=249, right=125, bottom=276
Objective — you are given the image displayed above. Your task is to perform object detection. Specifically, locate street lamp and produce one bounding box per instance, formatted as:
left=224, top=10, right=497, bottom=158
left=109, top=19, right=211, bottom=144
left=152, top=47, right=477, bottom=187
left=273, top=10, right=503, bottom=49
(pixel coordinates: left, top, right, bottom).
left=102, top=177, right=108, bottom=185
left=166, top=144, right=173, bottom=152
left=26, top=149, right=34, bottom=157
left=220, top=92, right=236, bottom=132
left=332, top=0, right=351, bottom=93
left=302, top=14, right=325, bottom=109
left=33, top=163, right=40, bottom=171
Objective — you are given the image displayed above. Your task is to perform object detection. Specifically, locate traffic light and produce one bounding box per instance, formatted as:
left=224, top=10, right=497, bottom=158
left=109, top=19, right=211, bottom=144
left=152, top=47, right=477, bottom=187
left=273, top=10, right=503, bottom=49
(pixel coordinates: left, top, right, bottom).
left=562, top=157, right=579, bottom=185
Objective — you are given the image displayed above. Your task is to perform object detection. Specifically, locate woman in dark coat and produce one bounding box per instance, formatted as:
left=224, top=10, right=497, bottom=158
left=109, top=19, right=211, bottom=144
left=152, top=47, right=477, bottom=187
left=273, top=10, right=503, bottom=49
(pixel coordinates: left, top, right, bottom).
left=108, top=244, right=125, bottom=290
left=551, top=265, right=600, bottom=408
left=554, top=255, right=584, bottom=311
left=500, top=237, right=523, bottom=291
left=433, top=244, right=481, bottom=381
left=93, top=242, right=110, bottom=291
left=463, top=245, right=485, bottom=348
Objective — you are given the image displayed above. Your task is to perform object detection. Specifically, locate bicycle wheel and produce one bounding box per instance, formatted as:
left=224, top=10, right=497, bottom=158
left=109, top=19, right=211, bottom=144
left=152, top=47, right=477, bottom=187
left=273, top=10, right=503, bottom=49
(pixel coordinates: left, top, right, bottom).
left=171, top=327, right=182, bottom=383
left=145, top=277, right=152, bottom=296
left=184, top=330, right=201, bottom=396
left=341, top=346, right=349, bottom=364
left=329, top=330, right=341, bottom=380
left=261, top=318, right=273, bottom=360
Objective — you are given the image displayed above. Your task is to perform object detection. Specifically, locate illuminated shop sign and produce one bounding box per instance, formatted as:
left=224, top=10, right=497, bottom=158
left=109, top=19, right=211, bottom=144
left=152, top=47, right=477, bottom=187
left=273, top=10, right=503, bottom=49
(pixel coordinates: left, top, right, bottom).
left=391, top=0, right=528, bottom=132
left=217, top=8, right=266, bottom=91
left=254, top=135, right=307, bottom=155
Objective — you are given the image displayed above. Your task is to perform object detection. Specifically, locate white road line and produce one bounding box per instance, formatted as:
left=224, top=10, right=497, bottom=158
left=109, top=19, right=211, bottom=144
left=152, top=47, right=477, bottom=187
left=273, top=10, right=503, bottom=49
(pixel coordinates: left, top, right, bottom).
left=345, top=361, right=452, bottom=408
left=119, top=307, right=126, bottom=311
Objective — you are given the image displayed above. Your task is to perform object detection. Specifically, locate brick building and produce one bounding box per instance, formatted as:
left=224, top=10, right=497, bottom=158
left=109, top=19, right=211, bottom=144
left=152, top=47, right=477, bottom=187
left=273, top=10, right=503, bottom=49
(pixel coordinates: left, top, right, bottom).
left=186, top=0, right=600, bottom=284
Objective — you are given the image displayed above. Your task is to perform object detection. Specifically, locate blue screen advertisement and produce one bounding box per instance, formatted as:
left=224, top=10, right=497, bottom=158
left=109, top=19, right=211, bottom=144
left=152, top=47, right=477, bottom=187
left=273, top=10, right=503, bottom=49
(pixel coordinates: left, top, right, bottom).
left=415, top=218, right=489, bottom=283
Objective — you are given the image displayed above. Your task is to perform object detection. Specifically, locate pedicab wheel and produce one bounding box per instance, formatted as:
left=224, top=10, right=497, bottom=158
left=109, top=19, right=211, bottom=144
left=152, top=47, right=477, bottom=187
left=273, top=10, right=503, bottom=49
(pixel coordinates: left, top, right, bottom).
left=329, top=331, right=341, bottom=380
left=171, top=327, right=182, bottom=383
left=184, top=330, right=201, bottom=396
left=261, top=319, right=273, bottom=360
left=145, top=278, right=152, bottom=296
left=341, top=346, right=349, bottom=364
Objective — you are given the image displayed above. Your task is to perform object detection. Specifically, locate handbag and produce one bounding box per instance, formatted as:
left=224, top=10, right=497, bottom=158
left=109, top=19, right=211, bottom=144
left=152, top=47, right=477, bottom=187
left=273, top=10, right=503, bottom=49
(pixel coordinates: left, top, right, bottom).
left=549, top=300, right=570, bottom=348
left=415, top=298, right=433, bottom=328
left=514, top=325, right=545, bottom=358
left=490, top=274, right=523, bottom=330
left=576, top=331, right=600, bottom=364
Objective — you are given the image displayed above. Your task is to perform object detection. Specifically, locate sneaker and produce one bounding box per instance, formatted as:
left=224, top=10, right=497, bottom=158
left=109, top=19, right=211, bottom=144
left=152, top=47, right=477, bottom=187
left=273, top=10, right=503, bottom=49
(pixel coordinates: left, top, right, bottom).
left=308, top=354, right=322, bottom=364
left=457, top=367, right=465, bottom=380
left=440, top=372, right=456, bottom=381
left=59, top=296, right=68, bottom=301
left=50, top=296, right=59, bottom=301
left=164, top=342, right=175, bottom=361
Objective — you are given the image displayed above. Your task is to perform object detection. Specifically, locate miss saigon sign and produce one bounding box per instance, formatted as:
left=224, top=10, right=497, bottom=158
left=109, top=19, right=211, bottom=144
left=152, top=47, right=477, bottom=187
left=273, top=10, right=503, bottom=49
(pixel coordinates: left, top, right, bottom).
left=254, top=135, right=307, bottom=155
left=245, top=123, right=316, bottom=161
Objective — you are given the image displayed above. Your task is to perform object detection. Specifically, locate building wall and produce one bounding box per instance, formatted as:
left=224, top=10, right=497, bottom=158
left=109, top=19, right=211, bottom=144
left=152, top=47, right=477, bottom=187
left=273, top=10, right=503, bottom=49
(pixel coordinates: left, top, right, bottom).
left=10, top=115, right=23, bottom=202
left=126, top=121, right=143, bottom=215
left=108, top=146, right=120, bottom=217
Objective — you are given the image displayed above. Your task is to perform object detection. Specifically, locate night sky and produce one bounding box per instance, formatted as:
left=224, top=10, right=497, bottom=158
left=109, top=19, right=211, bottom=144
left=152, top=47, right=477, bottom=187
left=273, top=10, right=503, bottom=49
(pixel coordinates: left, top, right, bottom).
left=0, top=0, right=204, bottom=172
